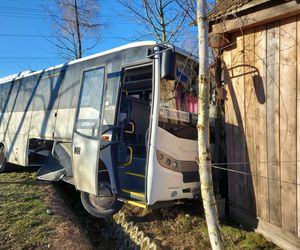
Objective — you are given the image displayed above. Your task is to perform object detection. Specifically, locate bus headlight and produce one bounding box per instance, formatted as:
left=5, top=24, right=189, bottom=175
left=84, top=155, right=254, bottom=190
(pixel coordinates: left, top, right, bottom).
left=156, top=149, right=182, bottom=172
left=166, top=158, right=171, bottom=165
left=158, top=153, right=164, bottom=160
left=173, top=161, right=178, bottom=169
left=156, top=149, right=198, bottom=174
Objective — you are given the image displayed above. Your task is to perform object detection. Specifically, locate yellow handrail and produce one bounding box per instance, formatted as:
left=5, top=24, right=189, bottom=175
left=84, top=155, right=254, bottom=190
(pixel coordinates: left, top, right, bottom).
left=122, top=146, right=133, bottom=166
left=124, top=121, right=135, bottom=134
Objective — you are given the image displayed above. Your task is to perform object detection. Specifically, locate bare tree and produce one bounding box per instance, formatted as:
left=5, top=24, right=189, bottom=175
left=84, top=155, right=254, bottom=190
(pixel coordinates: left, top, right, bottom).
left=197, top=0, right=224, bottom=249
left=176, top=0, right=216, bottom=26
left=118, top=0, right=189, bottom=43
left=46, top=0, right=101, bottom=60
left=175, top=0, right=196, bottom=25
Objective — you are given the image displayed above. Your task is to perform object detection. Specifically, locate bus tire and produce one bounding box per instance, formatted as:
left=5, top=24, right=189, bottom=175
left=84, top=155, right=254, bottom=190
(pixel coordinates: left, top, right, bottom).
left=0, top=145, right=6, bottom=173
left=0, top=160, right=5, bottom=173
left=80, top=181, right=123, bottom=218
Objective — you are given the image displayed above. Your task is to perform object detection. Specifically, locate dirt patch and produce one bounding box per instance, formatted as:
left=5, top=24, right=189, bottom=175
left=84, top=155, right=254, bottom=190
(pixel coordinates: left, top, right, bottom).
left=59, top=182, right=118, bottom=249
left=42, top=183, right=92, bottom=250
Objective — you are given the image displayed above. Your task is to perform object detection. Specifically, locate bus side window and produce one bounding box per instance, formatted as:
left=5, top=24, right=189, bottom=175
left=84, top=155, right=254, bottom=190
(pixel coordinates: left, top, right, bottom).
left=75, top=67, right=105, bottom=138
left=103, top=78, right=119, bottom=126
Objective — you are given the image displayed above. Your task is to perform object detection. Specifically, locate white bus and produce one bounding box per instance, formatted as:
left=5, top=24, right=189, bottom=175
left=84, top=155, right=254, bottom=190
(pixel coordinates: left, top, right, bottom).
left=0, top=41, right=199, bottom=217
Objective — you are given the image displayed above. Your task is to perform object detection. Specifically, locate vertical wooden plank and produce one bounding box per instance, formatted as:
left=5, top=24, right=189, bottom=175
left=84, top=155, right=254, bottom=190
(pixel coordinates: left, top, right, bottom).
left=223, top=44, right=236, bottom=207
left=280, top=16, right=297, bottom=234
left=254, top=25, right=269, bottom=222
left=297, top=14, right=300, bottom=238
left=231, top=31, right=247, bottom=210
left=243, top=28, right=257, bottom=214
left=266, top=21, right=281, bottom=227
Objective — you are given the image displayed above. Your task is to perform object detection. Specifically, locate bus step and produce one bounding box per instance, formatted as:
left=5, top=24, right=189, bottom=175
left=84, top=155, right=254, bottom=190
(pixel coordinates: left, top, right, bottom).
left=125, top=171, right=145, bottom=178
left=121, top=188, right=145, bottom=201
left=118, top=198, right=147, bottom=208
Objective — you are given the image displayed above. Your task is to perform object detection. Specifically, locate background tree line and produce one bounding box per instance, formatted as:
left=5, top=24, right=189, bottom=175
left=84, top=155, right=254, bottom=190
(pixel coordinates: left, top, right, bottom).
left=46, top=0, right=204, bottom=59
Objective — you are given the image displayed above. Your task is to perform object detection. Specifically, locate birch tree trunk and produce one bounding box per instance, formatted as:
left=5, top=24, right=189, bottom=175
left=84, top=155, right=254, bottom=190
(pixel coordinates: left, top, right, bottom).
left=197, top=1, right=224, bottom=249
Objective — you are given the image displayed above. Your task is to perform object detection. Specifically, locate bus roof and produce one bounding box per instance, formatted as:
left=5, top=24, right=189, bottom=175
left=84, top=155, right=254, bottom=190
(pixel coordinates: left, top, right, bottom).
left=0, top=41, right=156, bottom=84
left=0, top=41, right=198, bottom=84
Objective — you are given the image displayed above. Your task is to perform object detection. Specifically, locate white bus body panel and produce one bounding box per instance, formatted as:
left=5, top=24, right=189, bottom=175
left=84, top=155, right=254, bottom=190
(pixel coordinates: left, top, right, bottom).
left=157, top=127, right=198, bottom=161
left=5, top=133, right=28, bottom=166
left=72, top=107, right=101, bottom=195
left=147, top=127, right=199, bottom=204
left=4, top=111, right=32, bottom=135
left=29, top=110, right=57, bottom=138
left=1, top=111, right=32, bottom=165
left=54, top=108, right=76, bottom=139
left=72, top=134, right=99, bottom=195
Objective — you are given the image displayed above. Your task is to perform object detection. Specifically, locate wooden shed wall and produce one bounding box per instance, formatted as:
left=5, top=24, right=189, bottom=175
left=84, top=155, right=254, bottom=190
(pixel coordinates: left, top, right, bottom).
left=223, top=14, right=300, bottom=240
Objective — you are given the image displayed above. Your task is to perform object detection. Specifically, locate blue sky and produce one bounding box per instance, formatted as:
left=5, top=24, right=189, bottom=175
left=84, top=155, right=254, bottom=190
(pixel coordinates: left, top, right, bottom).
left=0, top=0, right=197, bottom=78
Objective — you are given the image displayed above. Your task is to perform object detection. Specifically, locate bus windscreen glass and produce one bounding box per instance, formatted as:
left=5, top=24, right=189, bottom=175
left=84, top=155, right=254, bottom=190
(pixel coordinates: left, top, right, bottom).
left=159, top=54, right=198, bottom=140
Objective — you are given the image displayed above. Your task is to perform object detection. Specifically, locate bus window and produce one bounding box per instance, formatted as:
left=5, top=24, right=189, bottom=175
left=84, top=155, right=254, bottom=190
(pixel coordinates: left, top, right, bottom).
left=103, top=78, right=119, bottom=125
left=75, top=67, right=105, bottom=138
left=159, top=55, right=198, bottom=140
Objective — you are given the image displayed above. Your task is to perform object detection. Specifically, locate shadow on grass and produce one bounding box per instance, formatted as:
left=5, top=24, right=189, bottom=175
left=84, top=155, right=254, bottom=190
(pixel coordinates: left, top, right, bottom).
left=0, top=164, right=50, bottom=187
left=3, top=163, right=41, bottom=173
left=125, top=199, right=205, bottom=223
left=125, top=198, right=261, bottom=233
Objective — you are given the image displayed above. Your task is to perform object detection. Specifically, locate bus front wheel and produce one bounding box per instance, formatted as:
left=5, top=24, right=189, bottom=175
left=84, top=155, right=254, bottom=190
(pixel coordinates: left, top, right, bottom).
left=80, top=182, right=123, bottom=218
left=0, top=145, right=6, bottom=173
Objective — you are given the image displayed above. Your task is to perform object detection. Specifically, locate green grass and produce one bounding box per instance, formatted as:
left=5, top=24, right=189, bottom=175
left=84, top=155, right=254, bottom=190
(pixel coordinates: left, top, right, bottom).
left=221, top=223, right=279, bottom=249
left=183, top=212, right=281, bottom=249
left=0, top=166, right=282, bottom=250
left=123, top=203, right=281, bottom=249
left=174, top=212, right=278, bottom=249
left=0, top=166, right=51, bottom=250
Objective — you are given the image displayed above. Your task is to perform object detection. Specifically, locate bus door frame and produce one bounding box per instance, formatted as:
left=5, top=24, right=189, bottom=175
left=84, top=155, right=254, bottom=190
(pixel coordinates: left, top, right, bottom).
left=72, top=66, right=106, bottom=196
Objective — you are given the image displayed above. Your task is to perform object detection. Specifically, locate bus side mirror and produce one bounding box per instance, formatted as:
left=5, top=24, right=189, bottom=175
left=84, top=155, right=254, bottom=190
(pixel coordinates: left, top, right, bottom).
left=161, top=50, right=176, bottom=80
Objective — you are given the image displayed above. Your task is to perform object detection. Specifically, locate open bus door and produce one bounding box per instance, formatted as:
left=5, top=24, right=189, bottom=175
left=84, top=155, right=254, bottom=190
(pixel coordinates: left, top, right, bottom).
left=72, top=67, right=106, bottom=195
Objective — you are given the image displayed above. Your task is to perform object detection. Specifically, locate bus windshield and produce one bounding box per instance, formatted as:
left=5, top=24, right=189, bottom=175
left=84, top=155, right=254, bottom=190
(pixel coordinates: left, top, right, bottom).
left=159, top=54, right=198, bottom=140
